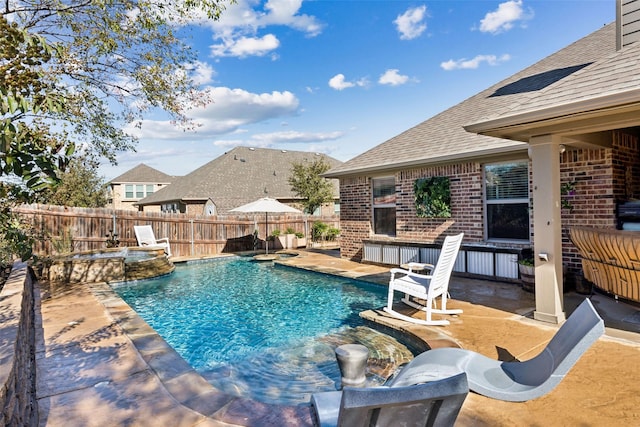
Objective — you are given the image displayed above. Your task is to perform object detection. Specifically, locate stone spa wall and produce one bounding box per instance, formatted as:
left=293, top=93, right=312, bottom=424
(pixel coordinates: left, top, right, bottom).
left=0, top=262, right=38, bottom=426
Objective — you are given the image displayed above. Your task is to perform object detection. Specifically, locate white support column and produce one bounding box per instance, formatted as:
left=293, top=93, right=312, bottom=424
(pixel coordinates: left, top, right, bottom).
left=529, top=135, right=566, bottom=324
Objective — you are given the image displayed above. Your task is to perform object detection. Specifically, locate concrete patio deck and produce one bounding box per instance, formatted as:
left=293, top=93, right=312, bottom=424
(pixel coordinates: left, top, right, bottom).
left=36, top=249, right=640, bottom=426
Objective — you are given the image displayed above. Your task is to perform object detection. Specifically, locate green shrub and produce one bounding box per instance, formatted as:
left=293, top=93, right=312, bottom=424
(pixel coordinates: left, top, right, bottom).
left=326, top=227, right=340, bottom=241
left=311, top=221, right=328, bottom=241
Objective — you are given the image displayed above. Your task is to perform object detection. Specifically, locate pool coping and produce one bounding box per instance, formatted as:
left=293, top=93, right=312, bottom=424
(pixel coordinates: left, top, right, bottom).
left=87, top=252, right=427, bottom=426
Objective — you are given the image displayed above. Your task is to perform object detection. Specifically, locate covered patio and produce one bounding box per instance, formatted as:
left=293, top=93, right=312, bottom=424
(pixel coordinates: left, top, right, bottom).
left=465, top=41, right=640, bottom=324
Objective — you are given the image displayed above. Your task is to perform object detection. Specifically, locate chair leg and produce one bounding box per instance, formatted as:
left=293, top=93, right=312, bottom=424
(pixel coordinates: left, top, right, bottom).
left=384, top=290, right=450, bottom=326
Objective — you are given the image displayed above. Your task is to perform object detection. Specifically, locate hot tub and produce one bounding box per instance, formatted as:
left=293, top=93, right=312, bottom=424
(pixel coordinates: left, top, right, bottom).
left=46, top=247, right=174, bottom=284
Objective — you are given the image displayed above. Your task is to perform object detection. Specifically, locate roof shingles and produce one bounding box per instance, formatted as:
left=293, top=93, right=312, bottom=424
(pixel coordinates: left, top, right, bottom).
left=138, top=147, right=342, bottom=213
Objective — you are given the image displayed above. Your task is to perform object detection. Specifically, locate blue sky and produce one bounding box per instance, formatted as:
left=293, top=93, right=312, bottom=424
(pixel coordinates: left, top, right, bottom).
left=101, top=0, right=615, bottom=180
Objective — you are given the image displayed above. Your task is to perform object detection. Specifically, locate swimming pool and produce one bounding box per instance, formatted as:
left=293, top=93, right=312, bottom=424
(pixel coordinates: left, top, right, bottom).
left=113, top=257, right=414, bottom=405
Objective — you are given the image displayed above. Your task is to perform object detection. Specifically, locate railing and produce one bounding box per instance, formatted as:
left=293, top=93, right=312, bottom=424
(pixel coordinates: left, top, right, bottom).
left=15, top=204, right=339, bottom=259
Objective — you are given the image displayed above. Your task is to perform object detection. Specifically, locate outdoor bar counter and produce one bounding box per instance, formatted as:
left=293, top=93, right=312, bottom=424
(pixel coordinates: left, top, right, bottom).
left=570, top=227, right=640, bottom=303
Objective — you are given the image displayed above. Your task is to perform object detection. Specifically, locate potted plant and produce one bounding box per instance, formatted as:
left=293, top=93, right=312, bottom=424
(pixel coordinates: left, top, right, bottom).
left=518, top=249, right=535, bottom=293
left=269, top=229, right=284, bottom=249
left=293, top=231, right=306, bottom=248
left=284, top=227, right=297, bottom=249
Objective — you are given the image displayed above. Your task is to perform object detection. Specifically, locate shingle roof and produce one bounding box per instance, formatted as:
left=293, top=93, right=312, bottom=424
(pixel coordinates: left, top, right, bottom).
left=109, top=163, right=175, bottom=184
left=325, top=23, right=617, bottom=178
left=472, top=37, right=640, bottom=124
left=137, top=146, right=342, bottom=213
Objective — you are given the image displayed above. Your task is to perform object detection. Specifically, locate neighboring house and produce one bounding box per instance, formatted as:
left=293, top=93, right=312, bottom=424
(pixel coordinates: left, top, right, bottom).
left=107, top=164, right=175, bottom=211
left=136, top=146, right=342, bottom=216
left=325, top=0, right=640, bottom=324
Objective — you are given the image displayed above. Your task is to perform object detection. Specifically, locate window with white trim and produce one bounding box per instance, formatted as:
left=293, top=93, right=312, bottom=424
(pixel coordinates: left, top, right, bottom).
left=372, top=177, right=396, bottom=236
left=484, top=161, right=530, bottom=241
left=124, top=183, right=154, bottom=199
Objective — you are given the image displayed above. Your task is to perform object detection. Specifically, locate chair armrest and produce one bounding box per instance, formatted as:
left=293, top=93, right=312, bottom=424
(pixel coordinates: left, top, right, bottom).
left=389, top=268, right=432, bottom=281
left=407, top=262, right=434, bottom=272
left=156, top=237, right=170, bottom=244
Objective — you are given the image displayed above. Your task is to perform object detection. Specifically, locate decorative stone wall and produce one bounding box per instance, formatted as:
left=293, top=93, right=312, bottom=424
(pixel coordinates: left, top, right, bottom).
left=0, top=263, right=38, bottom=426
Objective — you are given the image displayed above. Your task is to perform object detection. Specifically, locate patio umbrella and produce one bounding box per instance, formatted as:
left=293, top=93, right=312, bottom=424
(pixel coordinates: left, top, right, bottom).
left=230, top=197, right=302, bottom=254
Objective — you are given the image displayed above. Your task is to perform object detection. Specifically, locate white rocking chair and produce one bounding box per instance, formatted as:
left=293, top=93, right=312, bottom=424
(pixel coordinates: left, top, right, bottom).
left=383, top=233, right=464, bottom=326
left=133, top=225, right=171, bottom=257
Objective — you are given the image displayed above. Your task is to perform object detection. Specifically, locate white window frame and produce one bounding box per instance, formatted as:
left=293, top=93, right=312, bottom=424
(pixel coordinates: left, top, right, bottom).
left=483, top=160, right=530, bottom=242
left=372, top=176, right=396, bottom=237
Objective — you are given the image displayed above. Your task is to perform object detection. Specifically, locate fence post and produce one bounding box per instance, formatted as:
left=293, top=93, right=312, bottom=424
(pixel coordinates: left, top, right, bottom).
left=190, top=219, right=194, bottom=257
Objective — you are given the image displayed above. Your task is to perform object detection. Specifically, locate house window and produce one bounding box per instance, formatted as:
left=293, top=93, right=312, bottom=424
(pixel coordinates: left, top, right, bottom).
left=372, top=177, right=396, bottom=236
left=146, top=185, right=154, bottom=195
left=136, top=185, right=144, bottom=198
left=125, top=185, right=134, bottom=199
left=484, top=161, right=530, bottom=241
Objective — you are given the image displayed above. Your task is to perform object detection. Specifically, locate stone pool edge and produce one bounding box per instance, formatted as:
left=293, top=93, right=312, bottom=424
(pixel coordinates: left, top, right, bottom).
left=87, top=250, right=459, bottom=425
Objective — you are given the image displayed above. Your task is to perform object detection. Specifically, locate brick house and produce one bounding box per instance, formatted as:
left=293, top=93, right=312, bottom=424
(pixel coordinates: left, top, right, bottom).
left=107, top=164, right=175, bottom=211
left=136, top=146, right=342, bottom=216
left=325, top=1, right=640, bottom=324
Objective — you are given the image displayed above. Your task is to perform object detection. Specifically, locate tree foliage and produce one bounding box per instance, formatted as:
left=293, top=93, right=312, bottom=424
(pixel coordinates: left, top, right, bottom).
left=0, top=0, right=233, bottom=261
left=288, top=158, right=335, bottom=215
left=36, top=157, right=108, bottom=208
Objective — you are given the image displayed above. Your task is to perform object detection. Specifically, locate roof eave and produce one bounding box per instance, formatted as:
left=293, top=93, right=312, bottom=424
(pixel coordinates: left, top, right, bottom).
left=323, top=145, right=528, bottom=178
left=464, top=89, right=640, bottom=141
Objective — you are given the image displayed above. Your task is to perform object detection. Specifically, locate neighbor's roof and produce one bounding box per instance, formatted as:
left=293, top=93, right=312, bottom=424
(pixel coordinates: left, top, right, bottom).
left=325, top=23, right=617, bottom=178
left=109, top=163, right=175, bottom=184
left=137, top=146, right=343, bottom=213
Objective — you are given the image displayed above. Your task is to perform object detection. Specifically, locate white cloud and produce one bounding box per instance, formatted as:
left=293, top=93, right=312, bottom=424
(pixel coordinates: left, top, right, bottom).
left=479, top=0, right=533, bottom=34
left=250, top=130, right=344, bottom=144
left=211, top=33, right=280, bottom=58
left=328, top=74, right=368, bottom=91
left=378, top=69, right=410, bottom=86
left=440, top=54, right=511, bottom=71
left=213, top=130, right=344, bottom=151
left=394, top=5, right=428, bottom=40
left=187, top=61, right=216, bottom=86
left=124, top=86, right=300, bottom=139
left=205, top=0, right=324, bottom=58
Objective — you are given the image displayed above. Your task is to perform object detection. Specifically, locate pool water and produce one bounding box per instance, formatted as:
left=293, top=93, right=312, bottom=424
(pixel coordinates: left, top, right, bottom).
left=114, top=257, right=413, bottom=405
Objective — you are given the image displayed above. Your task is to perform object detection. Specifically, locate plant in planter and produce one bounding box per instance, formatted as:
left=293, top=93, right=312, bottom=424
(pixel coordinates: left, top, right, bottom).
left=268, top=229, right=284, bottom=249
left=284, top=227, right=297, bottom=249
left=293, top=231, right=306, bottom=248
left=518, top=249, right=535, bottom=293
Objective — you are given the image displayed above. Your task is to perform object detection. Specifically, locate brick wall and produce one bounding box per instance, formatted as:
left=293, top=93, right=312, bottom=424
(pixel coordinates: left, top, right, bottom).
left=339, top=162, right=488, bottom=261
left=339, top=131, right=640, bottom=269
left=0, top=263, right=38, bottom=426
left=561, top=131, right=640, bottom=277
left=339, top=176, right=372, bottom=260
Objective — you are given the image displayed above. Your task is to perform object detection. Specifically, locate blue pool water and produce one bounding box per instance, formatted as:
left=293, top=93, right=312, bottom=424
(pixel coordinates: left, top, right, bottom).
left=114, top=257, right=411, bottom=405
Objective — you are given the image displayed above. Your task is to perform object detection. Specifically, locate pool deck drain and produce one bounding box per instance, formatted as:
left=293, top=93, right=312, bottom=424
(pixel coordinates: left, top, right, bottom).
left=36, top=249, right=640, bottom=426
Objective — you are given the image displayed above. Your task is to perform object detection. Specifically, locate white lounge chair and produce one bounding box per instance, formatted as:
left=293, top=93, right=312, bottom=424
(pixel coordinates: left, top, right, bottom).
left=311, top=372, right=468, bottom=427
left=386, top=298, right=604, bottom=402
left=133, top=225, right=171, bottom=257
left=383, top=233, right=464, bottom=326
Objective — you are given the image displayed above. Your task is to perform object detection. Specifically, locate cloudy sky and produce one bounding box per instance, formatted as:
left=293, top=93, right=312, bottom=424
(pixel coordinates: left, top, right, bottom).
left=101, top=0, right=614, bottom=180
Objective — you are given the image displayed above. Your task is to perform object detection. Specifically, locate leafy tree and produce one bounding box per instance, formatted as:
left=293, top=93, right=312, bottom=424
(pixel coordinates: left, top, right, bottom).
left=0, top=1, right=233, bottom=261
left=288, top=158, right=335, bottom=215
left=36, top=157, right=108, bottom=208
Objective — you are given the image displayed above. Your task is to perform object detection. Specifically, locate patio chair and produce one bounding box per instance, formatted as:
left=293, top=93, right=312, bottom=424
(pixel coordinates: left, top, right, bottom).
left=383, top=233, right=464, bottom=326
left=133, top=225, right=171, bottom=257
left=311, top=372, right=468, bottom=427
left=386, top=298, right=604, bottom=402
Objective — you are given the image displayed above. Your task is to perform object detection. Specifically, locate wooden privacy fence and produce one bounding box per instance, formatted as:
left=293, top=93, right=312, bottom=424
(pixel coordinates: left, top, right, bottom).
left=15, top=204, right=340, bottom=258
